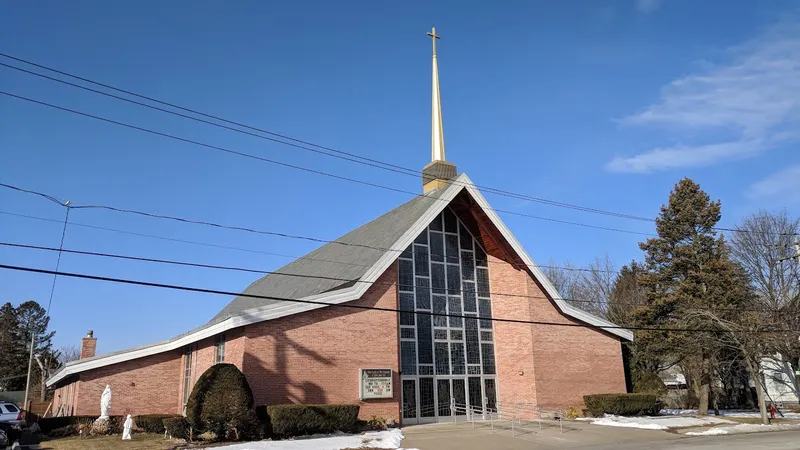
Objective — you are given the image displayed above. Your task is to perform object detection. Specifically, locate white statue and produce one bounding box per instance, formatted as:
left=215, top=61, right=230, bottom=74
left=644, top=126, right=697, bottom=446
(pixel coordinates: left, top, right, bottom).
left=100, top=385, right=112, bottom=419
left=122, top=414, right=133, bottom=440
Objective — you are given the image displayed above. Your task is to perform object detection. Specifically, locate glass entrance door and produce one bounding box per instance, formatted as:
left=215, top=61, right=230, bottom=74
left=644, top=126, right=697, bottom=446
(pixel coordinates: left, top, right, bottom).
left=401, top=375, right=496, bottom=424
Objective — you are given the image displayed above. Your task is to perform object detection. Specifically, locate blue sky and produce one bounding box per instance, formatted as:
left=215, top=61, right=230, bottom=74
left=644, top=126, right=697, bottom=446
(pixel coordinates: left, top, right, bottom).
left=1, top=0, right=799, bottom=353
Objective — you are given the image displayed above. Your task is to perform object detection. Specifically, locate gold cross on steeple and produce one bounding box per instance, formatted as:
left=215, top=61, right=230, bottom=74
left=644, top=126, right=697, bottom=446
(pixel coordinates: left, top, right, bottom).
left=427, top=27, right=440, bottom=57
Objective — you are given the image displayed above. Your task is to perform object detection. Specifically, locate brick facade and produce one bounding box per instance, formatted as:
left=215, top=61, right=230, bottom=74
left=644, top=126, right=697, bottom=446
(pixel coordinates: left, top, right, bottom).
left=525, top=275, right=627, bottom=408
left=55, top=351, right=183, bottom=416
left=240, top=263, right=400, bottom=421
left=488, top=254, right=627, bottom=410
left=51, top=215, right=626, bottom=420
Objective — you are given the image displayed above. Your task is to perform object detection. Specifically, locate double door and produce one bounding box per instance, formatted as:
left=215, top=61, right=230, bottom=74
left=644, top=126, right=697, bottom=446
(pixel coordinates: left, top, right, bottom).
left=401, top=376, right=497, bottom=424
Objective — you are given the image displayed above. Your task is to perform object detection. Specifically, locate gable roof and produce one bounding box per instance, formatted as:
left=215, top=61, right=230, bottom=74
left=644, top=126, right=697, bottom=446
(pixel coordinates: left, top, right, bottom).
left=47, top=174, right=631, bottom=387
left=210, top=187, right=449, bottom=324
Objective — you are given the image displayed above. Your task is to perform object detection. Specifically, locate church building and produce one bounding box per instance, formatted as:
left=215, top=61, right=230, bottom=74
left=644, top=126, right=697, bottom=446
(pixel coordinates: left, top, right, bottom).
left=48, top=29, right=631, bottom=424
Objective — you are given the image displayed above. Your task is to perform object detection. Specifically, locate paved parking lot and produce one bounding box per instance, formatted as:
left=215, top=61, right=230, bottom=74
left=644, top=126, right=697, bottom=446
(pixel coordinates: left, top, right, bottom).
left=401, top=419, right=682, bottom=449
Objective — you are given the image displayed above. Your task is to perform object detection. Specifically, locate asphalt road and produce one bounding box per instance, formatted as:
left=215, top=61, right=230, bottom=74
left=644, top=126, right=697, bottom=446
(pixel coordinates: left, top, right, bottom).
left=586, top=430, right=800, bottom=449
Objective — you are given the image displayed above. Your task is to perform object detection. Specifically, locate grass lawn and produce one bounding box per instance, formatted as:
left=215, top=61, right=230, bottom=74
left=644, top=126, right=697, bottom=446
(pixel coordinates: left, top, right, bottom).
left=39, top=434, right=185, bottom=450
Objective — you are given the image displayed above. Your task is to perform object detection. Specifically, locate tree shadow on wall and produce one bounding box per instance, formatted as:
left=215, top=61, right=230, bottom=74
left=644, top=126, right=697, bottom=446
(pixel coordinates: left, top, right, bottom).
left=241, top=327, right=332, bottom=405
left=238, top=284, right=394, bottom=407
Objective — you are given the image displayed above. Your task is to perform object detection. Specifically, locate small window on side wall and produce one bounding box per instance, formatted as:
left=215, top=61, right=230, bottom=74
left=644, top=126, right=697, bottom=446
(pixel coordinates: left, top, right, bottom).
left=215, top=333, right=225, bottom=364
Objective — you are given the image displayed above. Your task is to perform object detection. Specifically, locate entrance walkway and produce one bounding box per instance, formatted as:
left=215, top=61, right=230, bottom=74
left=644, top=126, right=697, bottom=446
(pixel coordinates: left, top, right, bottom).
left=401, top=420, right=681, bottom=449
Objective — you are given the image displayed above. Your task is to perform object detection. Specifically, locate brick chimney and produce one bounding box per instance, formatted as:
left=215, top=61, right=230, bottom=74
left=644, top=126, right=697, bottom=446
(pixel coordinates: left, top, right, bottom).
left=81, top=330, right=97, bottom=359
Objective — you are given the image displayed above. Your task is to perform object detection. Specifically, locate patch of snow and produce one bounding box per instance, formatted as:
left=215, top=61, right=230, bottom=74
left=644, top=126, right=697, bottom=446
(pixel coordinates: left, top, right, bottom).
left=685, top=428, right=729, bottom=436
left=659, top=409, right=697, bottom=415
left=661, top=408, right=800, bottom=419
left=584, top=414, right=732, bottom=430
left=685, top=422, right=800, bottom=436
left=217, top=429, right=415, bottom=450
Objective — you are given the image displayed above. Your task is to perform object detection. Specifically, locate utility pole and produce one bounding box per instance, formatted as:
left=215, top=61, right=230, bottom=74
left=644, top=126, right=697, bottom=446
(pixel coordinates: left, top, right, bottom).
left=23, top=201, right=69, bottom=417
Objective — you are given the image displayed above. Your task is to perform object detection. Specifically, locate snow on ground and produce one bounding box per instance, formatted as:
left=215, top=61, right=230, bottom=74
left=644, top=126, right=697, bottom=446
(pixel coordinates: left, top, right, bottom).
left=661, top=409, right=800, bottom=419
left=685, top=423, right=800, bottom=436
left=579, top=414, right=732, bottom=430
left=217, top=429, right=416, bottom=450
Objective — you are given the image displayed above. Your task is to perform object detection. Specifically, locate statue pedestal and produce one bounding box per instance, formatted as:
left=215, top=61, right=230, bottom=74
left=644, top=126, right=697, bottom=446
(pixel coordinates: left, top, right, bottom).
left=91, top=416, right=111, bottom=436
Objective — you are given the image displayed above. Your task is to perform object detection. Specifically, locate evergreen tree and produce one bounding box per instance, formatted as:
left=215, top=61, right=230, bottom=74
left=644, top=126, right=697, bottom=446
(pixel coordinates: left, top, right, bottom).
left=0, top=301, right=57, bottom=392
left=607, top=261, right=646, bottom=328
left=636, top=178, right=744, bottom=415
left=16, top=301, right=55, bottom=357
left=0, top=303, right=27, bottom=390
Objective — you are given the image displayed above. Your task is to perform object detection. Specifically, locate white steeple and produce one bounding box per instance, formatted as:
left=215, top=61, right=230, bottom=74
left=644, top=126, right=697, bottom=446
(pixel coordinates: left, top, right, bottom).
left=428, top=27, right=445, bottom=162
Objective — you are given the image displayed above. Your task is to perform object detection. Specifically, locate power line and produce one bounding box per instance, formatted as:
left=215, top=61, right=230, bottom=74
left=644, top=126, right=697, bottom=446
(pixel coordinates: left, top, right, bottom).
left=0, top=209, right=377, bottom=270
left=0, top=91, right=655, bottom=237
left=23, top=202, right=68, bottom=418
left=0, top=181, right=652, bottom=269
left=1, top=59, right=790, bottom=238
left=0, top=209, right=615, bottom=274
left=44, top=206, right=69, bottom=314
left=1, top=240, right=778, bottom=313
left=0, top=262, right=791, bottom=333
left=0, top=53, right=655, bottom=223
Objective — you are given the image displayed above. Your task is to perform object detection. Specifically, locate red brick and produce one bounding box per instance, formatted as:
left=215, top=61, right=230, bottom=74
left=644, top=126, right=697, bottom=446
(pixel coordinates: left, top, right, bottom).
left=52, top=224, right=625, bottom=420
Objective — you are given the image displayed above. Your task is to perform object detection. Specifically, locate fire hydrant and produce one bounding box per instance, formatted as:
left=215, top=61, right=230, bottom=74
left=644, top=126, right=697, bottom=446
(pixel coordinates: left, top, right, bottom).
left=769, top=402, right=777, bottom=420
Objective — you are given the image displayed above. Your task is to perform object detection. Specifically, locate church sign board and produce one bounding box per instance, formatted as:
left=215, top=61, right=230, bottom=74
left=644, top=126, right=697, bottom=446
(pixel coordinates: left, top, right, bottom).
left=360, top=368, right=393, bottom=400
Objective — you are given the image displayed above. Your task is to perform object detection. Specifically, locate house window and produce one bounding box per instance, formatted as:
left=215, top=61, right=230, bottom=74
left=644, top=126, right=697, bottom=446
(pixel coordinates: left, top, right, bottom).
left=215, top=334, right=225, bottom=364
left=182, top=346, right=193, bottom=409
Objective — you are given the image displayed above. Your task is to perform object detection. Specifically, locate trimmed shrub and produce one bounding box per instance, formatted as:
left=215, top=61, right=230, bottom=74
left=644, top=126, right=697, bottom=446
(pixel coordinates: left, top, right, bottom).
left=254, top=405, right=272, bottom=436
left=583, top=393, right=659, bottom=417
left=185, top=363, right=255, bottom=440
left=267, top=404, right=360, bottom=437
left=164, top=416, right=190, bottom=439
left=39, top=415, right=124, bottom=434
left=47, top=425, right=80, bottom=438
left=633, top=372, right=668, bottom=396
left=134, top=414, right=181, bottom=433
left=226, top=409, right=263, bottom=441
left=39, top=416, right=95, bottom=434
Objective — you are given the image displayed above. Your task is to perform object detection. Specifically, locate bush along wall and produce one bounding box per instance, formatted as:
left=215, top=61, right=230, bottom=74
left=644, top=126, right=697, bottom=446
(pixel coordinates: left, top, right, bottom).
left=185, top=363, right=257, bottom=441
left=134, top=414, right=183, bottom=434
left=266, top=404, right=360, bottom=437
left=583, top=393, right=659, bottom=417
left=164, top=417, right=190, bottom=440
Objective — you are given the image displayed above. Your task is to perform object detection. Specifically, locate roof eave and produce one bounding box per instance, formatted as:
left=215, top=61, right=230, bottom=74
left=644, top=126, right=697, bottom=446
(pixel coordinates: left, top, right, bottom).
left=48, top=175, right=632, bottom=386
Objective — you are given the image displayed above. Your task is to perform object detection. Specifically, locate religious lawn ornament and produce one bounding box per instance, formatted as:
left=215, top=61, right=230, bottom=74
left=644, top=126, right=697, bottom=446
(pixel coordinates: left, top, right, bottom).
left=100, top=385, right=112, bottom=419
left=122, top=415, right=133, bottom=440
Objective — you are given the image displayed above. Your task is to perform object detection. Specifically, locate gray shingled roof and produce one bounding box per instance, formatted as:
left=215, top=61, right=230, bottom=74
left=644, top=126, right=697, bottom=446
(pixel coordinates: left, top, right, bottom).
left=209, top=188, right=449, bottom=324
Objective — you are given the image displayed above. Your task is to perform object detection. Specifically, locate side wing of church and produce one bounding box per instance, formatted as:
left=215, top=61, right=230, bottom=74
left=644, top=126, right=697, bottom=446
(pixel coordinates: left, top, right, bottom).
left=47, top=28, right=632, bottom=423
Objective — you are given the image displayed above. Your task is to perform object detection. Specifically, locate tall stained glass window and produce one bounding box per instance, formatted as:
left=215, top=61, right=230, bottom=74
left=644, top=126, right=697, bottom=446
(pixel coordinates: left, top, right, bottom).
left=399, top=207, right=496, bottom=422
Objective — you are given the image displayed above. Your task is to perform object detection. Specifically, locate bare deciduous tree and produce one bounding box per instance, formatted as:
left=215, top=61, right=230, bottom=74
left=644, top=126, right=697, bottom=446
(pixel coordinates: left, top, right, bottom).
left=730, top=211, right=800, bottom=379
left=543, top=254, right=616, bottom=317
left=57, top=345, right=81, bottom=366
left=730, top=211, right=800, bottom=311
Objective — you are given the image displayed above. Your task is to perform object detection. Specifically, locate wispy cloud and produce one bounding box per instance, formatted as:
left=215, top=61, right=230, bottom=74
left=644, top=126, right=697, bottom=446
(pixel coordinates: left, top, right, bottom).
left=747, top=164, right=800, bottom=202
left=636, top=0, right=661, bottom=14
left=607, top=20, right=800, bottom=173
left=606, top=140, right=765, bottom=173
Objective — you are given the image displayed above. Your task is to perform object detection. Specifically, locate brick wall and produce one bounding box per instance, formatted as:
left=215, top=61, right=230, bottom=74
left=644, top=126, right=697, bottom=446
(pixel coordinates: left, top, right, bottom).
left=74, top=351, right=183, bottom=416
left=490, top=255, right=538, bottom=408
left=488, top=255, right=627, bottom=410
left=525, top=276, right=627, bottom=408
left=241, top=262, right=400, bottom=421
left=50, top=239, right=625, bottom=419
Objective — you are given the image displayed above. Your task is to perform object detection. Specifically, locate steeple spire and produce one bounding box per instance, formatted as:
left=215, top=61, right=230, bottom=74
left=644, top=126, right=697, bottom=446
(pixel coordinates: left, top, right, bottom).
left=421, top=27, right=457, bottom=193
left=428, top=27, right=445, bottom=162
